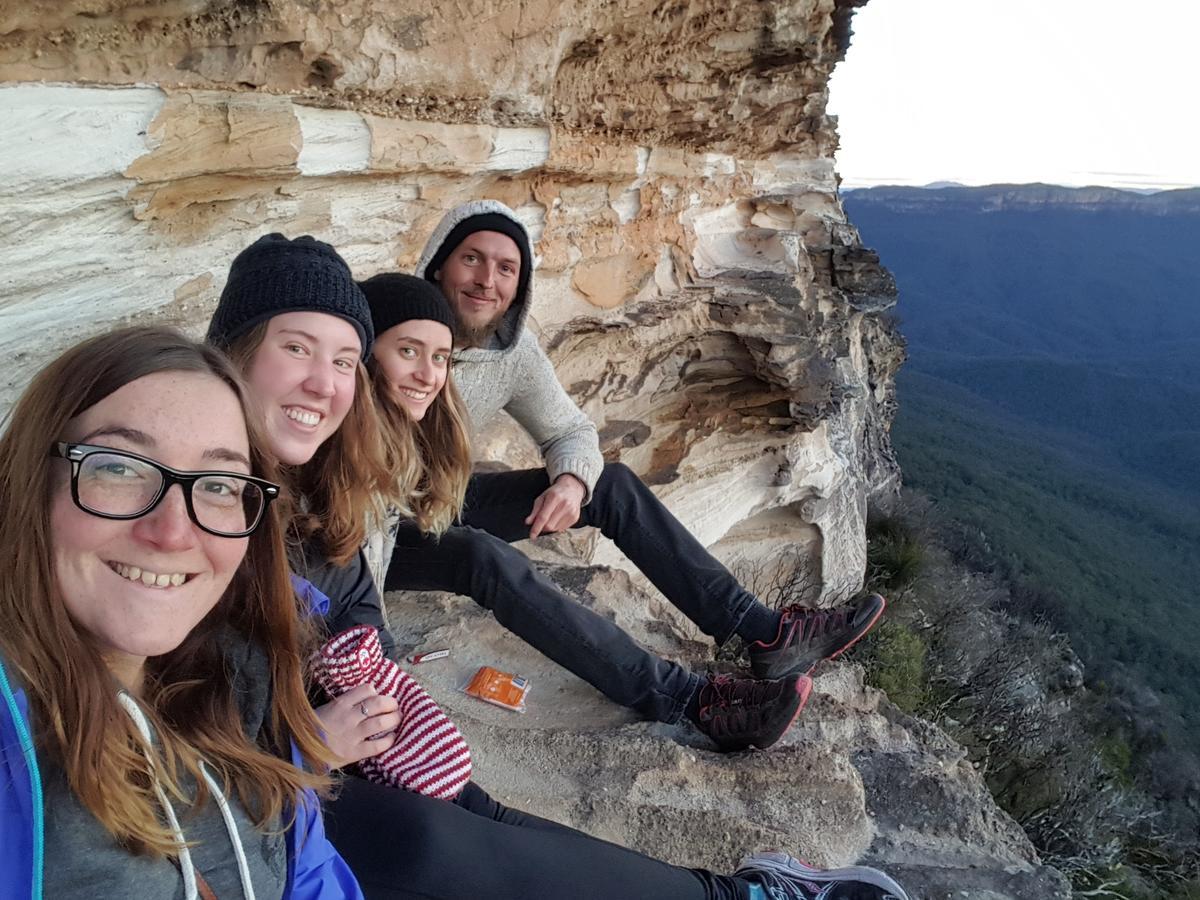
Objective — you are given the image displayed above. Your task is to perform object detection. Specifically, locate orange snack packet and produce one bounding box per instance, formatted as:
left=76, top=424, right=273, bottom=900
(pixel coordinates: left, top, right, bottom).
left=463, top=666, right=530, bottom=712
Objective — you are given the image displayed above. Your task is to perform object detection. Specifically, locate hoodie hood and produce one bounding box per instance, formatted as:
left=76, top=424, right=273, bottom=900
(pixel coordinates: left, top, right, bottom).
left=415, top=200, right=534, bottom=354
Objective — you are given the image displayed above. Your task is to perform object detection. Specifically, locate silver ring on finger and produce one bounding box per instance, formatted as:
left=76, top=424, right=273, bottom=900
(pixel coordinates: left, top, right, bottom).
left=358, top=700, right=370, bottom=718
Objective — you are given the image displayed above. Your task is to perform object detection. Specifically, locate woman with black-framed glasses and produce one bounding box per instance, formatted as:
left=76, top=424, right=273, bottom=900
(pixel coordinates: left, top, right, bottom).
left=50, top=442, right=279, bottom=538
left=0, top=327, right=363, bottom=899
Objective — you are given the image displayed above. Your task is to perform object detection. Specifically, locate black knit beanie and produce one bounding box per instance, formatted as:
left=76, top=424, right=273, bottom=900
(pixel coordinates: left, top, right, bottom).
left=359, top=273, right=455, bottom=341
left=421, top=212, right=531, bottom=306
left=206, top=233, right=374, bottom=358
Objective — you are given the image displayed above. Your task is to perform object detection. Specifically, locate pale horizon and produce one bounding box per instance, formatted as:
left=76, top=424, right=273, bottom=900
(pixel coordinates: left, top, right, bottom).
left=828, top=0, right=1200, bottom=192
left=840, top=179, right=1198, bottom=194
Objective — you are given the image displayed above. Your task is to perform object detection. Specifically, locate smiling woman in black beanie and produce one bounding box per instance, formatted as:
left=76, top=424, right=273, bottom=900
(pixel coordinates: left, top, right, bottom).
left=358, top=272, right=472, bottom=545
left=210, top=234, right=400, bottom=571
left=205, top=230, right=421, bottom=799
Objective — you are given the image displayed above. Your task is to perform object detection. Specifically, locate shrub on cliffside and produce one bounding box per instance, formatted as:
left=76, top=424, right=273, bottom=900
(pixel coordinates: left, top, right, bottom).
left=866, top=512, right=926, bottom=593
left=861, top=490, right=1200, bottom=898
left=859, top=620, right=928, bottom=714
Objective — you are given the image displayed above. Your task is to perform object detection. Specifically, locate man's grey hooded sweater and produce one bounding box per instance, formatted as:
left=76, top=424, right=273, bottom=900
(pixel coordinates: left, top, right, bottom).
left=415, top=200, right=605, bottom=497
left=362, top=201, right=605, bottom=589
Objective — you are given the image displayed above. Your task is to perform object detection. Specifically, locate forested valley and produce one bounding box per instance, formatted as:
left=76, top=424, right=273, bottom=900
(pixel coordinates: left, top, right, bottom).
left=845, top=184, right=1200, bottom=897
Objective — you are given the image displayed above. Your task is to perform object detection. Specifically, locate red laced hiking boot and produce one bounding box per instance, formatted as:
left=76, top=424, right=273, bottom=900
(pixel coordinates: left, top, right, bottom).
left=693, top=673, right=812, bottom=752
left=748, top=593, right=886, bottom=680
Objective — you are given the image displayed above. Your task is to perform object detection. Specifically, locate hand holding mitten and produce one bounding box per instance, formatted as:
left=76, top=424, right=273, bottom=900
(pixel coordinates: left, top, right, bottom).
left=313, top=625, right=471, bottom=800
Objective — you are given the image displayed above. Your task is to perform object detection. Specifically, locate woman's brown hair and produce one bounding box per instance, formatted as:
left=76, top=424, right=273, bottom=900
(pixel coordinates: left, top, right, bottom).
left=369, top=356, right=472, bottom=536
left=0, top=326, right=335, bottom=856
left=225, top=322, right=400, bottom=565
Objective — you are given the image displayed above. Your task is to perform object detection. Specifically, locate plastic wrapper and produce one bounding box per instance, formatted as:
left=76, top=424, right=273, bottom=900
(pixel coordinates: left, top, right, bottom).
left=461, top=665, right=530, bottom=712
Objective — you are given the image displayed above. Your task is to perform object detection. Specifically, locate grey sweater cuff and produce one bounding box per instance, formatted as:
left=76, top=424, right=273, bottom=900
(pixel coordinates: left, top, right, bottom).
left=548, top=455, right=603, bottom=505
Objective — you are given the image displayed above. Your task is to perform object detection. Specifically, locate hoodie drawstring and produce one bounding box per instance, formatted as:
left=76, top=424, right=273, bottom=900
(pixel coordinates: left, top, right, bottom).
left=117, top=693, right=257, bottom=900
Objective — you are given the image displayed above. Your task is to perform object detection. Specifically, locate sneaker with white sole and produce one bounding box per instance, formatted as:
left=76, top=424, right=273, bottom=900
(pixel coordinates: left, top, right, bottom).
left=734, top=850, right=911, bottom=900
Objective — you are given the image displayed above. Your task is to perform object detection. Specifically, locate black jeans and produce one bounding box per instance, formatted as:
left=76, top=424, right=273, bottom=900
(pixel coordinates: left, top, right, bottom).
left=324, top=777, right=751, bottom=899
left=384, top=463, right=760, bottom=723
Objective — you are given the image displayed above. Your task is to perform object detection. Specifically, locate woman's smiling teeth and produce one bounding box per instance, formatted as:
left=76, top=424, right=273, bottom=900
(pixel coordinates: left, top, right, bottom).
left=284, top=406, right=322, bottom=426
left=400, top=388, right=429, bottom=401
left=109, top=561, right=190, bottom=588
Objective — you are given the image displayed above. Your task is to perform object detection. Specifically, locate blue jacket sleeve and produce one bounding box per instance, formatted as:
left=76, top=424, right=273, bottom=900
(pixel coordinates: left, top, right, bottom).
left=1, top=664, right=39, bottom=900
left=286, top=786, right=364, bottom=900
left=291, top=573, right=331, bottom=617
left=295, top=548, right=398, bottom=662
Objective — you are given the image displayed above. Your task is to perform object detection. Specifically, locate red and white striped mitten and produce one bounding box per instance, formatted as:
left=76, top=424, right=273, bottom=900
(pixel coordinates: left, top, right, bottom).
left=313, top=625, right=471, bottom=800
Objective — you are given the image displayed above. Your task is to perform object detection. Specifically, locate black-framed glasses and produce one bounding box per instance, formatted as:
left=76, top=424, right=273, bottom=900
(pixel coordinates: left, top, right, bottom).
left=50, top=443, right=280, bottom=538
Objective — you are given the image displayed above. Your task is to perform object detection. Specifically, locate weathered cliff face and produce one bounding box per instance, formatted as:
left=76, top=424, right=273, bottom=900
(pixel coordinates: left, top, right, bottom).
left=389, top=569, right=1071, bottom=900
left=0, top=2, right=1068, bottom=895
left=1, top=0, right=901, bottom=604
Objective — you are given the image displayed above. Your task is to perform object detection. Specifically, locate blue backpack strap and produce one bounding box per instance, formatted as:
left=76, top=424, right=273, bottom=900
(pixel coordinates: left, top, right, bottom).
left=291, top=573, right=330, bottom=617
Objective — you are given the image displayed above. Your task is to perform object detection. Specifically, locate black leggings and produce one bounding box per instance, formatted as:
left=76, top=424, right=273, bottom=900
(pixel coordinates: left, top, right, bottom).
left=324, top=778, right=751, bottom=900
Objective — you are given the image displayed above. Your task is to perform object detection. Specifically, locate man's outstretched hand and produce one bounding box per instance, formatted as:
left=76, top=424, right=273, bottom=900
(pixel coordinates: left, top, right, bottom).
left=525, top=473, right=587, bottom=538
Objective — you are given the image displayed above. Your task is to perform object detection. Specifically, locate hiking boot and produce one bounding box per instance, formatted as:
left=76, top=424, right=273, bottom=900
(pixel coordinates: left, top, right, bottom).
left=748, top=593, right=886, bottom=680
left=693, top=673, right=812, bottom=752
left=734, top=851, right=911, bottom=900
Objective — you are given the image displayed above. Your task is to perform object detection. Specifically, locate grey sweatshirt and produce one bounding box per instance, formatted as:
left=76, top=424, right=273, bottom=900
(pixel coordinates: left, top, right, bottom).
left=41, top=630, right=286, bottom=899
left=414, top=200, right=605, bottom=498
left=363, top=201, right=606, bottom=590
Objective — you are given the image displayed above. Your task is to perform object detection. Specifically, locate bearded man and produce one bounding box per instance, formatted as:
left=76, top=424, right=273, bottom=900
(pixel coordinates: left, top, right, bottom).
left=377, top=200, right=885, bottom=753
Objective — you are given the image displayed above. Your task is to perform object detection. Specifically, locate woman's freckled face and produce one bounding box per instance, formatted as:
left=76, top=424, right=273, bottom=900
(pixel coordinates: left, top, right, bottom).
left=244, top=312, right=362, bottom=465
left=371, top=319, right=453, bottom=421
left=50, top=371, right=251, bottom=683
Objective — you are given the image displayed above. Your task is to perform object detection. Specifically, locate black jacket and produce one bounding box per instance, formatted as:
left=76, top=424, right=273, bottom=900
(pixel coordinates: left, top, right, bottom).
left=294, top=543, right=398, bottom=661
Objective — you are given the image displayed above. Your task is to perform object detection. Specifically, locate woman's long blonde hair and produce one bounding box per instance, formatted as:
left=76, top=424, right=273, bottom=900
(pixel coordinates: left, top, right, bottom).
left=0, top=326, right=336, bottom=857
left=226, top=322, right=401, bottom=565
left=370, top=357, right=472, bottom=536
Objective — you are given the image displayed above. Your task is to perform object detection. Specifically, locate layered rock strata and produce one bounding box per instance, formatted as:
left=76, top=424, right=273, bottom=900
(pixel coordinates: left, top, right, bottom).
left=1, top=0, right=901, bottom=603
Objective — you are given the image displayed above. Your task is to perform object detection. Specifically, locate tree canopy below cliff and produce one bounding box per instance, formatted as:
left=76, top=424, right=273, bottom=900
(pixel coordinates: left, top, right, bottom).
left=847, top=184, right=1200, bottom=737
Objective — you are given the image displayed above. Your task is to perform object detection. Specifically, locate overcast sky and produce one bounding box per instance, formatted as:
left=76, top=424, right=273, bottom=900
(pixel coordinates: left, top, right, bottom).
left=828, top=0, right=1200, bottom=190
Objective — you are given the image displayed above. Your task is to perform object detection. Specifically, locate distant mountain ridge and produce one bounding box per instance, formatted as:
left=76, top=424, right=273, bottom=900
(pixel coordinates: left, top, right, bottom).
left=846, top=182, right=1200, bottom=214
left=844, top=181, right=1200, bottom=761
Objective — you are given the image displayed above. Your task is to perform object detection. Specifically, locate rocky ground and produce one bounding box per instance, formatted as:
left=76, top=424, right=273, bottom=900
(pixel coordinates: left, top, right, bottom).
left=382, top=543, right=1071, bottom=900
